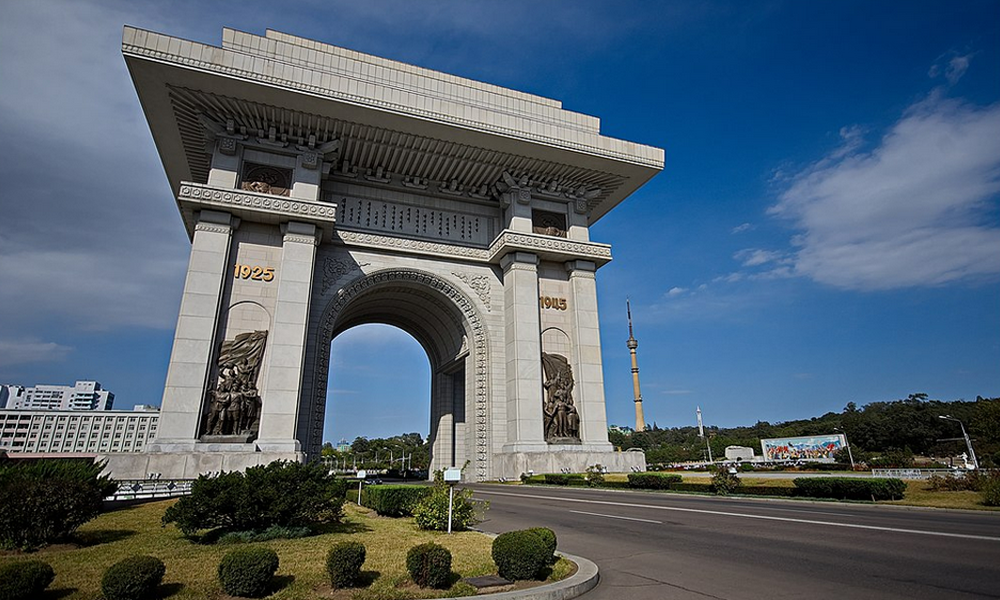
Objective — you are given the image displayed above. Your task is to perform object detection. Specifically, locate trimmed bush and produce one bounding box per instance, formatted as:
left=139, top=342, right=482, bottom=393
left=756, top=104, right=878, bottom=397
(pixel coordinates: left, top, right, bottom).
left=101, top=556, right=165, bottom=600
left=584, top=465, right=605, bottom=487
left=0, top=459, right=117, bottom=550
left=980, top=471, right=1000, bottom=507
left=0, top=560, right=55, bottom=600
left=362, top=485, right=432, bottom=517
left=163, top=460, right=346, bottom=537
left=793, top=477, right=906, bottom=501
left=218, top=546, right=279, bottom=598
left=326, top=541, right=366, bottom=588
left=542, top=473, right=586, bottom=486
left=492, top=530, right=549, bottom=581
left=526, top=527, right=557, bottom=564
left=627, top=472, right=682, bottom=490
left=406, top=542, right=452, bottom=589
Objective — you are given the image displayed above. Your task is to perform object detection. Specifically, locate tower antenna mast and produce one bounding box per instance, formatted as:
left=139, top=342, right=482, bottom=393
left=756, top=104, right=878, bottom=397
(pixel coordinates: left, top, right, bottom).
left=627, top=299, right=646, bottom=431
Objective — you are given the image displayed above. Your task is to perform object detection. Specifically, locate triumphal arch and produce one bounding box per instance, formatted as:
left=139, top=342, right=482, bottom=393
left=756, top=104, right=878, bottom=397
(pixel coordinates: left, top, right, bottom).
left=105, top=26, right=662, bottom=481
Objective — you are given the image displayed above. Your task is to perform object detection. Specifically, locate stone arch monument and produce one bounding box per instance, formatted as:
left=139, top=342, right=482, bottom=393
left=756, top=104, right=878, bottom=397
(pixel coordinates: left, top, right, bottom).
left=104, top=26, right=662, bottom=480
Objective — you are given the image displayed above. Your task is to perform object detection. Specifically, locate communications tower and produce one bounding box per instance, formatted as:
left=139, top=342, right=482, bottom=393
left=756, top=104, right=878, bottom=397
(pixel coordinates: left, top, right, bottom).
left=626, top=299, right=646, bottom=431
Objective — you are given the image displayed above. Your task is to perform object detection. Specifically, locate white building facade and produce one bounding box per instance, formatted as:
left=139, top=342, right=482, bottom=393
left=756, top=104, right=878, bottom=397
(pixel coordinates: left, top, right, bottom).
left=5, top=380, right=115, bottom=411
left=0, top=407, right=158, bottom=455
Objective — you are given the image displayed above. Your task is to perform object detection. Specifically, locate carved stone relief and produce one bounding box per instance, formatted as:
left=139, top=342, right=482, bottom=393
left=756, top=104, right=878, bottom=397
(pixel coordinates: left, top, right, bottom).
left=452, top=272, right=491, bottom=311
left=542, top=352, right=580, bottom=443
left=202, top=330, right=268, bottom=440
left=240, top=162, right=292, bottom=196
left=531, top=209, right=568, bottom=238
left=322, top=257, right=370, bottom=294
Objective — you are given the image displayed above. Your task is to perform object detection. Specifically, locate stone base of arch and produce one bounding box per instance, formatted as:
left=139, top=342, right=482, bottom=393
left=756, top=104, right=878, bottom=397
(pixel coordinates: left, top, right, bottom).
left=495, top=449, right=646, bottom=480
left=97, top=448, right=304, bottom=480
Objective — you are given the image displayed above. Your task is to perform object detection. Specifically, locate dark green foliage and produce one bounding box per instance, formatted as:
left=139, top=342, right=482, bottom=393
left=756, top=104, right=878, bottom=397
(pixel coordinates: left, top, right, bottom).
left=216, top=525, right=311, bottom=544
left=405, top=542, right=452, bottom=588
left=526, top=527, right=557, bottom=564
left=542, top=473, right=586, bottom=486
left=100, top=556, right=165, bottom=600
left=218, top=546, right=279, bottom=598
left=162, top=460, right=346, bottom=537
left=793, top=477, right=906, bottom=500
left=326, top=541, right=366, bottom=588
left=0, top=459, right=117, bottom=550
left=491, top=530, right=549, bottom=581
left=627, top=472, right=682, bottom=489
left=361, top=485, right=432, bottom=517
left=0, top=560, right=55, bottom=600
left=711, top=470, right=741, bottom=495
left=413, top=475, right=485, bottom=531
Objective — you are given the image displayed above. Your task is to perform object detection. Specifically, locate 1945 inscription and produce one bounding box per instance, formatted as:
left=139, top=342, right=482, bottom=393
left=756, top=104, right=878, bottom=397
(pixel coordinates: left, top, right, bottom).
left=539, top=295, right=568, bottom=310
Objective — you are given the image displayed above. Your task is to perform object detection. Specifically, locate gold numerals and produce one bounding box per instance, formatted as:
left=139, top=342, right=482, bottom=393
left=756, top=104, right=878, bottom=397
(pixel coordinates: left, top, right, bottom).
left=234, top=264, right=275, bottom=282
left=539, top=295, right=568, bottom=310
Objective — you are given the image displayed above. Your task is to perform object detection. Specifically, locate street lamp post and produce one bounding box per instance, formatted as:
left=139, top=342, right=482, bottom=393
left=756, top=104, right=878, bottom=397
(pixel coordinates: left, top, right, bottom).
left=939, top=415, right=979, bottom=470
left=834, top=427, right=856, bottom=470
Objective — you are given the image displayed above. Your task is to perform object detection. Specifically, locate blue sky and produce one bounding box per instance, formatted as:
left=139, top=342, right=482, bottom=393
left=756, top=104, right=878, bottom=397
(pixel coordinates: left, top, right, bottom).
left=1, top=1, right=997, bottom=444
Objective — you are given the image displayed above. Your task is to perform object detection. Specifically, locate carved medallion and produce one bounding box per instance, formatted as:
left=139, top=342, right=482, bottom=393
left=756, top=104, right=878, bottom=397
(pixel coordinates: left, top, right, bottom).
left=452, top=272, right=492, bottom=311
left=240, top=162, right=292, bottom=196
left=532, top=209, right=568, bottom=238
left=322, top=257, right=371, bottom=293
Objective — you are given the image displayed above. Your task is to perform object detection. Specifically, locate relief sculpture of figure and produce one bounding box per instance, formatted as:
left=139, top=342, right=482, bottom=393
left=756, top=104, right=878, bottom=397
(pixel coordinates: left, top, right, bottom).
left=201, top=330, right=268, bottom=439
left=541, top=352, right=580, bottom=442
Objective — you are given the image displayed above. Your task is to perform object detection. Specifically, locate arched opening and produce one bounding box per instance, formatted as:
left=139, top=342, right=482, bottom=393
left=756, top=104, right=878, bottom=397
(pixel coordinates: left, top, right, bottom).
left=302, top=268, right=490, bottom=479
left=323, top=324, right=430, bottom=469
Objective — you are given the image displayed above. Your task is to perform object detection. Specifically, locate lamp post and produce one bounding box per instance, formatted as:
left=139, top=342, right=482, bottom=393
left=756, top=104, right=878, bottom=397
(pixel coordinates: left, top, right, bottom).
left=939, top=415, right=978, bottom=469
left=833, top=427, right=855, bottom=470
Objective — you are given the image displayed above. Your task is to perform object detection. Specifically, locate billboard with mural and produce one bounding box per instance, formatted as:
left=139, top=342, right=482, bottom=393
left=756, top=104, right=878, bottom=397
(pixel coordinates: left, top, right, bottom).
left=760, top=434, right=846, bottom=462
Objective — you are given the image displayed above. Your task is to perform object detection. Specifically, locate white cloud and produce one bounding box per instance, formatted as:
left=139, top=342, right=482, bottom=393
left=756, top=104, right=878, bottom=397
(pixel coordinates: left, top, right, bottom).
left=731, top=222, right=754, bottom=234
left=929, top=52, right=975, bottom=86
left=734, top=248, right=786, bottom=267
left=661, top=389, right=694, bottom=395
left=666, top=287, right=688, bottom=297
left=770, top=92, right=1000, bottom=291
left=0, top=339, right=73, bottom=367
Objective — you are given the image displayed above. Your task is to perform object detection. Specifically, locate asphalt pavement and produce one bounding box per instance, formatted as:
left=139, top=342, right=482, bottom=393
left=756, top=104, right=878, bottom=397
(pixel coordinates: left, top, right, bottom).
left=470, top=484, right=1000, bottom=600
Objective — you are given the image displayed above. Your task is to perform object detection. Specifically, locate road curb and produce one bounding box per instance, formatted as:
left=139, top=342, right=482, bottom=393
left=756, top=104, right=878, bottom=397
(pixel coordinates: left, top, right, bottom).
left=470, top=552, right=599, bottom=600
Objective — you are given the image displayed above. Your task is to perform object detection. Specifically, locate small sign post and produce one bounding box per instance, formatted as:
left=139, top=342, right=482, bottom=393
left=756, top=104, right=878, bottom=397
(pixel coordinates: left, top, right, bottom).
left=444, top=467, right=462, bottom=534
left=356, top=470, right=367, bottom=504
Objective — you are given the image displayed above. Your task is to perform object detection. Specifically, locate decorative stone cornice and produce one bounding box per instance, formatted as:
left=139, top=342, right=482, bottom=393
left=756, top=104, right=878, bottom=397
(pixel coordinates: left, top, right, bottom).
left=333, top=229, right=492, bottom=261
left=178, top=182, right=337, bottom=225
left=193, top=222, right=232, bottom=235
left=488, top=230, right=612, bottom=267
left=283, top=233, right=319, bottom=246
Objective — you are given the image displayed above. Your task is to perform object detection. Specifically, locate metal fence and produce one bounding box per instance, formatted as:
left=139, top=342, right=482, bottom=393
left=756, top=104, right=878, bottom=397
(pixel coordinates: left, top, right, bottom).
left=871, top=468, right=966, bottom=479
left=105, top=479, right=194, bottom=502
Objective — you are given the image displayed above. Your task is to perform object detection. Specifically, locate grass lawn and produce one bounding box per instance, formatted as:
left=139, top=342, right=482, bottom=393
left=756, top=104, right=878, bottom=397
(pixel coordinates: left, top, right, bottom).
left=0, top=499, right=572, bottom=599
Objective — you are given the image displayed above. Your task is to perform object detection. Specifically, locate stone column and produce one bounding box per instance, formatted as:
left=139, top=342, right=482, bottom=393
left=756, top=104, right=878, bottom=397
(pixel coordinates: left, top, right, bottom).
left=150, top=210, right=235, bottom=449
left=501, top=252, right=547, bottom=451
left=256, top=221, right=317, bottom=453
left=566, top=260, right=613, bottom=449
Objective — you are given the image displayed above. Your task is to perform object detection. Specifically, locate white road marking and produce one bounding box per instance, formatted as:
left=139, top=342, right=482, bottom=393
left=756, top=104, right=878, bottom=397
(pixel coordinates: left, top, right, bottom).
left=477, top=490, right=1000, bottom=542
left=569, top=509, right=663, bottom=524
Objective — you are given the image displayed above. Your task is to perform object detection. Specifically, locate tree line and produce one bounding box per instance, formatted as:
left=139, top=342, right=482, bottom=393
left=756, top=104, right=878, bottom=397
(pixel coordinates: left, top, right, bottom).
left=321, top=432, right=430, bottom=471
left=608, top=394, right=1000, bottom=467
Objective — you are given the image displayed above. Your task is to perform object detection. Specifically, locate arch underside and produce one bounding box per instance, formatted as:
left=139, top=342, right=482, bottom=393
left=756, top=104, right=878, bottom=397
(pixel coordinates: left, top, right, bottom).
left=306, top=268, right=490, bottom=480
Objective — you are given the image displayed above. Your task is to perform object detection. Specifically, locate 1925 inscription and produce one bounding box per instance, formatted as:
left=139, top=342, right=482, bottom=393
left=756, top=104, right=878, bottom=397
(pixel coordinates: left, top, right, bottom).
left=234, top=264, right=275, bottom=282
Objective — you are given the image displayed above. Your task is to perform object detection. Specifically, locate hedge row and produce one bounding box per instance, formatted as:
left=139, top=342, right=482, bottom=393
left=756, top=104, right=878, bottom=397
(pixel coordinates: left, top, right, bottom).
left=793, top=477, right=906, bottom=501
left=360, top=485, right=432, bottom=517
left=627, top=473, right=682, bottom=489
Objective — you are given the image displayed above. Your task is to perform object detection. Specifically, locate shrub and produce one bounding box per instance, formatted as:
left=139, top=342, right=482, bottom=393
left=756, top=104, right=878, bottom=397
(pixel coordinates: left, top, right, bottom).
left=326, top=541, right=366, bottom=588
left=0, top=459, right=117, bottom=550
left=0, top=560, right=55, bottom=600
left=526, top=527, right=557, bottom=564
left=101, top=556, right=165, bottom=600
left=627, top=472, right=682, bottom=490
left=584, top=465, right=605, bottom=488
left=406, top=542, right=452, bottom=588
left=492, top=530, right=548, bottom=581
left=793, top=477, right=906, bottom=501
left=218, top=547, right=279, bottom=598
left=362, top=485, right=432, bottom=517
left=980, top=471, right=1000, bottom=507
left=413, top=476, right=485, bottom=531
left=711, top=470, right=741, bottom=495
left=163, top=460, right=346, bottom=537
left=216, top=525, right=311, bottom=544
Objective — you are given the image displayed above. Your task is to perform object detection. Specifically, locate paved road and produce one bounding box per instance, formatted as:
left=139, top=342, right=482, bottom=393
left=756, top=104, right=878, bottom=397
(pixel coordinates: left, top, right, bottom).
left=470, top=485, right=1000, bottom=599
